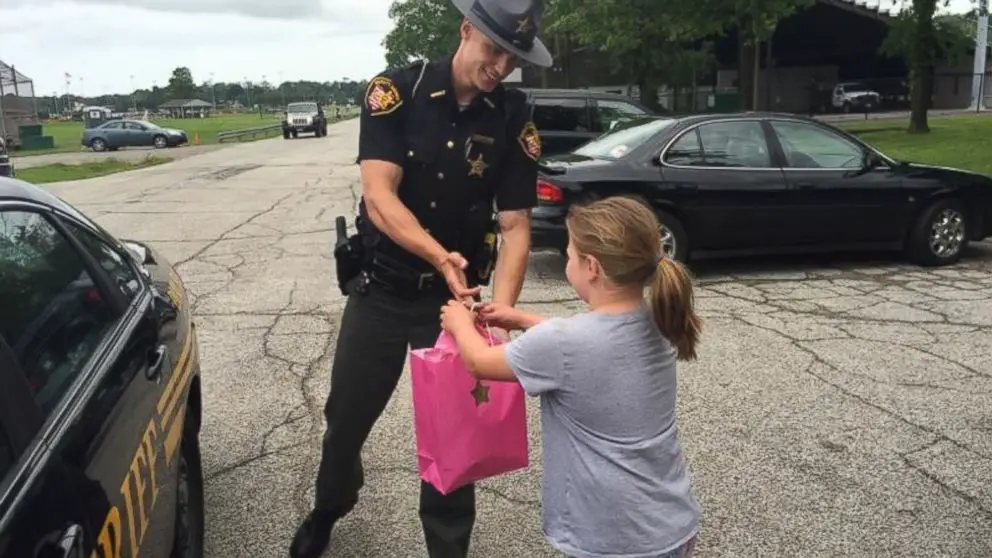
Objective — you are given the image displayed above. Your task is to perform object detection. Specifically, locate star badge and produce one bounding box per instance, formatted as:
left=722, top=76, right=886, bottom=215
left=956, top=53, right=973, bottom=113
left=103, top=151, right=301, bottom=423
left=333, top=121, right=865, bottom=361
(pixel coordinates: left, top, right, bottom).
left=470, top=380, right=490, bottom=406
left=468, top=153, right=488, bottom=177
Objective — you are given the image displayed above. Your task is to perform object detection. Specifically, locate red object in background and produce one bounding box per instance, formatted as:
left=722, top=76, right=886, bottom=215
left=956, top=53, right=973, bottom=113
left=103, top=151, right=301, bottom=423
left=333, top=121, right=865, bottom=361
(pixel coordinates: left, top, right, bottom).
left=536, top=179, right=563, bottom=203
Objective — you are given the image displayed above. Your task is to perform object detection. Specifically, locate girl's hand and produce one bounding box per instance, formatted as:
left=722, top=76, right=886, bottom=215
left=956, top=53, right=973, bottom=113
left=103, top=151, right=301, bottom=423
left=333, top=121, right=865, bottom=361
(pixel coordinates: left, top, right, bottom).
left=478, top=302, right=526, bottom=331
left=440, top=299, right=476, bottom=334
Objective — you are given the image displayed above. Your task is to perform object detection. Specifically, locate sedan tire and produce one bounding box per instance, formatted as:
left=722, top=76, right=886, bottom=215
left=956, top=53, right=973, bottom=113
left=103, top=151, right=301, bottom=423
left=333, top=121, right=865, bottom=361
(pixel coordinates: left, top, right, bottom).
left=170, top=412, right=205, bottom=558
left=154, top=135, right=168, bottom=149
left=90, top=138, right=107, bottom=152
left=905, top=198, right=969, bottom=267
left=657, top=209, right=689, bottom=263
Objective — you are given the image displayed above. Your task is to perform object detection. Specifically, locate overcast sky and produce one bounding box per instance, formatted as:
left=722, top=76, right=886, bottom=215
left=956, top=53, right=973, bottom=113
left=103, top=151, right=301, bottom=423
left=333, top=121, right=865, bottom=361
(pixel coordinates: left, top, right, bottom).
left=0, top=0, right=395, bottom=97
left=0, top=0, right=980, bottom=97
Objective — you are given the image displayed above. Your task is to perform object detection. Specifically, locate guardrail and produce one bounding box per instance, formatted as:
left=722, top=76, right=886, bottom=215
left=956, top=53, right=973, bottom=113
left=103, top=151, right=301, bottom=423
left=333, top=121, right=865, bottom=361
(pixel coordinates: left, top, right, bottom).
left=216, top=124, right=283, bottom=143
left=215, top=113, right=360, bottom=144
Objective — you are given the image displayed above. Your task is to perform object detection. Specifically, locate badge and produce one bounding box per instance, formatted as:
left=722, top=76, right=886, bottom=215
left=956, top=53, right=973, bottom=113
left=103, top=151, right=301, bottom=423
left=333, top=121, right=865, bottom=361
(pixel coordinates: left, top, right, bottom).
left=516, top=17, right=532, bottom=35
left=517, top=121, right=541, bottom=161
left=467, top=153, right=488, bottom=178
left=364, top=76, right=402, bottom=116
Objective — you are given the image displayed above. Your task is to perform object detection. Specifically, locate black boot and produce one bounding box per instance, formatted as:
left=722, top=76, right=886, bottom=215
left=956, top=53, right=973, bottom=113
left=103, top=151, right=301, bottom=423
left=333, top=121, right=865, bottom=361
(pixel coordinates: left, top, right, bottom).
left=288, top=509, right=340, bottom=558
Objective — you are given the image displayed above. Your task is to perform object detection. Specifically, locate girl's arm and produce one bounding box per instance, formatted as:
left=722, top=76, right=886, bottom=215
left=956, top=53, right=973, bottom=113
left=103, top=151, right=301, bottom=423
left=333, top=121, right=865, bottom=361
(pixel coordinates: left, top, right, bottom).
left=449, top=325, right=517, bottom=382
left=515, top=311, right=546, bottom=331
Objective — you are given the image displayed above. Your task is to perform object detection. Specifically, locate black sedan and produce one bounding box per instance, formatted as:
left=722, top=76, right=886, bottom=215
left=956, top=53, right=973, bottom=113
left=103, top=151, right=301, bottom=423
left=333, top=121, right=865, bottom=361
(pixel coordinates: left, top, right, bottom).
left=0, top=177, right=204, bottom=558
left=531, top=112, right=992, bottom=266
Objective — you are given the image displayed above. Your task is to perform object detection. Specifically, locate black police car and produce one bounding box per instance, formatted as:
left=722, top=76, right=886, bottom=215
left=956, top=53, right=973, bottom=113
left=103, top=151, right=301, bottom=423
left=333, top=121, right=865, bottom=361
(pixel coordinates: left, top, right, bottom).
left=0, top=176, right=204, bottom=558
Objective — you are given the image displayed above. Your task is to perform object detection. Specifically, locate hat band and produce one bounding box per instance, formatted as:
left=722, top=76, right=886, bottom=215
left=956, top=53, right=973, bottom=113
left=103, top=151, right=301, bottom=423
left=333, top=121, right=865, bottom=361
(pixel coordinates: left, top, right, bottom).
left=470, top=3, right=535, bottom=51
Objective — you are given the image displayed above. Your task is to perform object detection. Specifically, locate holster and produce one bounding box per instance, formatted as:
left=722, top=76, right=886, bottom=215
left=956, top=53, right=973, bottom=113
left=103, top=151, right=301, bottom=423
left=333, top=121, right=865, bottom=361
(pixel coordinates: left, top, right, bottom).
left=333, top=216, right=365, bottom=296
left=468, top=217, right=499, bottom=287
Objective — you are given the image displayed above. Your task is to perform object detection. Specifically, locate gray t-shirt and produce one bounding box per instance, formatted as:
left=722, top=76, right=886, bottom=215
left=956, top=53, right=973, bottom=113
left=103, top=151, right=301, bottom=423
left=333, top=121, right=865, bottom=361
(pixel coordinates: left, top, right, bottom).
left=505, top=307, right=701, bottom=558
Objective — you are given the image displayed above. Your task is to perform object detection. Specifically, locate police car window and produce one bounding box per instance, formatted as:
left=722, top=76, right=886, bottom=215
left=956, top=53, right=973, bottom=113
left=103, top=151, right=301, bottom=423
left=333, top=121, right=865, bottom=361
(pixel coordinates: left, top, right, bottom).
left=0, top=210, right=118, bottom=416
left=63, top=221, right=142, bottom=301
left=532, top=98, right=591, bottom=132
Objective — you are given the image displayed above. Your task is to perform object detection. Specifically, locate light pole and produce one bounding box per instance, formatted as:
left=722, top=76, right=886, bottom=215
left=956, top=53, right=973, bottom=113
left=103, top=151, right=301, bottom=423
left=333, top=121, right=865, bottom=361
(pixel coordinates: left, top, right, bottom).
left=970, top=0, right=989, bottom=111
left=129, top=74, right=136, bottom=112
left=209, top=72, right=216, bottom=110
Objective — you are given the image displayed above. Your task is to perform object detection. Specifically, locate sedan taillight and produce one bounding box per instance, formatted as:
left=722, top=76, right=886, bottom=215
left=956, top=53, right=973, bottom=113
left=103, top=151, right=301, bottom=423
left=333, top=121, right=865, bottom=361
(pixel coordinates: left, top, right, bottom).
left=537, top=179, right=563, bottom=203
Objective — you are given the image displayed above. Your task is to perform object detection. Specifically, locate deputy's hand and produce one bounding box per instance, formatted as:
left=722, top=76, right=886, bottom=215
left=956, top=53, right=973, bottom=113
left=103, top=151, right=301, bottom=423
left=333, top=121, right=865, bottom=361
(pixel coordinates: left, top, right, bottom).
left=438, top=252, right=482, bottom=302
left=478, top=303, right=526, bottom=332
left=440, top=299, right=476, bottom=334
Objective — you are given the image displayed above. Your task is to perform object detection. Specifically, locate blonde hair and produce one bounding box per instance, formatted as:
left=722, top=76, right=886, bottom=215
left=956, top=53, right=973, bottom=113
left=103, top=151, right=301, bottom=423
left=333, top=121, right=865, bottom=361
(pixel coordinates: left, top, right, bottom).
left=566, top=196, right=702, bottom=361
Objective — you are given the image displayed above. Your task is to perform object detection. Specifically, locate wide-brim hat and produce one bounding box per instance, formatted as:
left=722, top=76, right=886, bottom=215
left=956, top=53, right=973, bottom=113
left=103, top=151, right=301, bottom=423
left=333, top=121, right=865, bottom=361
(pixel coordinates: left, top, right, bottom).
left=452, top=0, right=554, bottom=68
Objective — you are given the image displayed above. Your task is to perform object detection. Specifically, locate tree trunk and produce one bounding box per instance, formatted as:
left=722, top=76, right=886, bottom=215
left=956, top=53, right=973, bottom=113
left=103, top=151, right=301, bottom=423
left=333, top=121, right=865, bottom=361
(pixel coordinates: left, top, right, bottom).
left=753, top=40, right=762, bottom=110
left=637, top=71, right=661, bottom=113
left=737, top=32, right=756, bottom=111
left=907, top=0, right=938, bottom=133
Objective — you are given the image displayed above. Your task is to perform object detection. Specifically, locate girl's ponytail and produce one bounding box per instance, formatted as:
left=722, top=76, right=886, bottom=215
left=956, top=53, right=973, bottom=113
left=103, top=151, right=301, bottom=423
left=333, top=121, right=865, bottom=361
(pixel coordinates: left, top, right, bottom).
left=648, top=257, right=702, bottom=361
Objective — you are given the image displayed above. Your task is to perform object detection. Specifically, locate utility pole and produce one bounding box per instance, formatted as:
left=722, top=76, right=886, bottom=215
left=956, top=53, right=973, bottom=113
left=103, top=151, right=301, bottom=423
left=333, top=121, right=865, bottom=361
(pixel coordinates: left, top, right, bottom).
left=970, top=0, right=989, bottom=110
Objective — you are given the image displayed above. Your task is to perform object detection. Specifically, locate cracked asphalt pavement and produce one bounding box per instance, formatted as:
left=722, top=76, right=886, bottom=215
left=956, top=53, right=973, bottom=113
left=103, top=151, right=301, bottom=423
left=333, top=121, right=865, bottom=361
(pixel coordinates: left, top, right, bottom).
left=42, top=118, right=992, bottom=557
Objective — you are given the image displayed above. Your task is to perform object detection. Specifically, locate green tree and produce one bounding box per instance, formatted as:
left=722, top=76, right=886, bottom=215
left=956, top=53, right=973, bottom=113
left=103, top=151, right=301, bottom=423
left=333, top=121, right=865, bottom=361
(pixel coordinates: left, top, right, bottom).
left=167, top=66, right=197, bottom=100
left=549, top=0, right=725, bottom=110
left=382, top=0, right=463, bottom=68
left=880, top=3, right=970, bottom=133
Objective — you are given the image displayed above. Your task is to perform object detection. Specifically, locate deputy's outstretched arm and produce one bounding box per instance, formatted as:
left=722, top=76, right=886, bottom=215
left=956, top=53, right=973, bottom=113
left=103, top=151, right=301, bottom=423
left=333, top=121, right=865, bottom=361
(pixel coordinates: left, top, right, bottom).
left=362, top=161, right=448, bottom=270
left=358, top=73, right=449, bottom=271
left=491, top=95, right=542, bottom=306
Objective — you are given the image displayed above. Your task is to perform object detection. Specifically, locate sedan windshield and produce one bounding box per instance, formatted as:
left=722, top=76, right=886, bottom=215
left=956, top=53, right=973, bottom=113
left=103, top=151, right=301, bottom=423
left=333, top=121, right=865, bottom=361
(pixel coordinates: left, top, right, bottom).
left=573, top=117, right=676, bottom=159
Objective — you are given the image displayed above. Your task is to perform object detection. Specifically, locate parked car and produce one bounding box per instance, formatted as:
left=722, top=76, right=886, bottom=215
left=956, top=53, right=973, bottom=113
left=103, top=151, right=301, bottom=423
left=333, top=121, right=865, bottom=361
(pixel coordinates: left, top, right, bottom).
left=531, top=112, right=992, bottom=267
left=282, top=101, right=328, bottom=139
left=830, top=82, right=882, bottom=113
left=0, top=176, right=204, bottom=558
left=81, top=119, right=189, bottom=152
left=512, top=88, right=656, bottom=157
left=0, top=138, right=13, bottom=177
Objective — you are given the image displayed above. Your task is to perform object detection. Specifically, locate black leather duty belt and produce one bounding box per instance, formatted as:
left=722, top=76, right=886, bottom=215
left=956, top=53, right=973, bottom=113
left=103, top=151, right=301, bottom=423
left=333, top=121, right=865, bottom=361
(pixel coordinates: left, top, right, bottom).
left=367, top=252, right=448, bottom=300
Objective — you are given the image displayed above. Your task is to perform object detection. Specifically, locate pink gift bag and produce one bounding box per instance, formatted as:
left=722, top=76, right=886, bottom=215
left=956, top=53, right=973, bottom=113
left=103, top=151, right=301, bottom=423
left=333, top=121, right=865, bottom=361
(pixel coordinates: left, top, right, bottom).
left=409, top=326, right=529, bottom=495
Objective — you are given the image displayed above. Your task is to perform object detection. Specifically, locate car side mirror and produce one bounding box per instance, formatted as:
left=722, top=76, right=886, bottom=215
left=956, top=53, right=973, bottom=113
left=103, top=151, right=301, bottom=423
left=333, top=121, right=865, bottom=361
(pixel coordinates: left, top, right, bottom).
left=863, top=151, right=882, bottom=169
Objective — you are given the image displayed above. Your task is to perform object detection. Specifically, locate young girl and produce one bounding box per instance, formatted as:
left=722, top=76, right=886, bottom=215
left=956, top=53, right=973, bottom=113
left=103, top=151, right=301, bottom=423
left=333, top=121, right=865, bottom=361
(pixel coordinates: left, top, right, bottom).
left=440, top=195, right=702, bottom=558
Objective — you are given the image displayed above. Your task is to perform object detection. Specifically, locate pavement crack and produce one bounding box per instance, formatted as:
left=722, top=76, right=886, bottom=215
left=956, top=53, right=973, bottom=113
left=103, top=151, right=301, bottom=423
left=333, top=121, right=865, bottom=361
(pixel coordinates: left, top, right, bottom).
left=205, top=440, right=310, bottom=481
left=175, top=190, right=296, bottom=269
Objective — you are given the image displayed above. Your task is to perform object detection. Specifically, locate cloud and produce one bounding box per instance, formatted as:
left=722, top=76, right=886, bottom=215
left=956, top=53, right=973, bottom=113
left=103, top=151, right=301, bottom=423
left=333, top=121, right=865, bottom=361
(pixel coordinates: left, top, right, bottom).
left=3, top=0, right=326, bottom=20
left=0, top=0, right=395, bottom=94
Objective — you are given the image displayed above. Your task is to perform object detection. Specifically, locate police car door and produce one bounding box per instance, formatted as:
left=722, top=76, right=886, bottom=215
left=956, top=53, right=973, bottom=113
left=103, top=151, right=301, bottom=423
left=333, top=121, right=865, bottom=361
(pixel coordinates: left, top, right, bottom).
left=0, top=204, right=147, bottom=558
left=0, top=338, right=91, bottom=558
left=54, top=215, right=181, bottom=558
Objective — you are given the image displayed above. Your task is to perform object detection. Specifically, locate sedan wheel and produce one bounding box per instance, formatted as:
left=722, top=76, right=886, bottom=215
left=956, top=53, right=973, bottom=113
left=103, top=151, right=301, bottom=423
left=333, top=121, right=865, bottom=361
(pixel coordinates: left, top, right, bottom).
left=154, top=135, right=168, bottom=149
left=929, top=208, right=966, bottom=259
left=91, top=138, right=107, bottom=152
left=656, top=209, right=689, bottom=263
left=660, top=225, right=677, bottom=259
left=906, top=198, right=968, bottom=266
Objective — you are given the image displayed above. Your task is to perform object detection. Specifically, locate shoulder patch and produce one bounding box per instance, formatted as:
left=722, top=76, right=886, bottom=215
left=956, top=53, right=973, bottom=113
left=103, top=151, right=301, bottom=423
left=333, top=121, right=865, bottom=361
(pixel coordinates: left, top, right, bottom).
left=365, top=76, right=403, bottom=116
left=517, top=121, right=541, bottom=161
